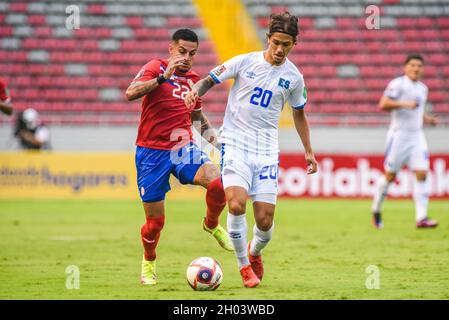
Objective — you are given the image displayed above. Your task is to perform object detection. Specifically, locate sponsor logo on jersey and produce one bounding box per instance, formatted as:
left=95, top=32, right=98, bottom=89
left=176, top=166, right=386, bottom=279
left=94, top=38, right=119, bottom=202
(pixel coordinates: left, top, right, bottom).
left=245, top=71, right=257, bottom=79
left=213, top=65, right=226, bottom=77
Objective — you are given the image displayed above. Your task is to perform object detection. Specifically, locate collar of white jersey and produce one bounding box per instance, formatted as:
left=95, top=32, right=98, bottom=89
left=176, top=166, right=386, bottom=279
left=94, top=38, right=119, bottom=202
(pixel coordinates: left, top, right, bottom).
left=403, top=74, right=421, bottom=85
left=260, top=51, right=288, bottom=68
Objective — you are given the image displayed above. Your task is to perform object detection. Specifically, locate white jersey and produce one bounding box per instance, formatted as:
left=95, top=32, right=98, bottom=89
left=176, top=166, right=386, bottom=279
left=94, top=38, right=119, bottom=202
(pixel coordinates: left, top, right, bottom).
left=383, top=75, right=428, bottom=133
left=209, top=51, right=307, bottom=155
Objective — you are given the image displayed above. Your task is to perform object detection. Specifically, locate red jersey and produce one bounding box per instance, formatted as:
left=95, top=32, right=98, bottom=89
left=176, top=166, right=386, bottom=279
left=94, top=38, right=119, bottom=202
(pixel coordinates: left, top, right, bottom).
left=0, top=79, right=11, bottom=103
left=132, top=59, right=202, bottom=150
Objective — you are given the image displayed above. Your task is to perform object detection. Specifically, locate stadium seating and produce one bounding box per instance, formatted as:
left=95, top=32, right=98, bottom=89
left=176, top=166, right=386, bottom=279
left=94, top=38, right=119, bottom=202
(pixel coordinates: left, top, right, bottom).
left=245, top=0, right=449, bottom=126
left=0, top=0, right=226, bottom=126
left=0, top=0, right=448, bottom=127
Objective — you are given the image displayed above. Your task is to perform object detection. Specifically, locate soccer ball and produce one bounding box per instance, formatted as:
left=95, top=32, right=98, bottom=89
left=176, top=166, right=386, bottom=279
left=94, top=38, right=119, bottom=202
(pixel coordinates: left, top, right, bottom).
left=186, top=257, right=223, bottom=291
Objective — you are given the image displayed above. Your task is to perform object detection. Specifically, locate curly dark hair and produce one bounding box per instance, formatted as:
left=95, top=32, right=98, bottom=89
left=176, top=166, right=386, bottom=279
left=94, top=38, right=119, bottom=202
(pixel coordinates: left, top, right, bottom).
left=267, top=12, right=299, bottom=42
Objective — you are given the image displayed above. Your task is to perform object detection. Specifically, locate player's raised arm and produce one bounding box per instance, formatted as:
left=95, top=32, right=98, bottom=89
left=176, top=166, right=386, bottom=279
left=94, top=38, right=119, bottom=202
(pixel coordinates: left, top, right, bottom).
left=292, top=108, right=317, bottom=175
left=185, top=76, right=216, bottom=109
left=126, top=55, right=187, bottom=101
left=125, top=79, right=160, bottom=101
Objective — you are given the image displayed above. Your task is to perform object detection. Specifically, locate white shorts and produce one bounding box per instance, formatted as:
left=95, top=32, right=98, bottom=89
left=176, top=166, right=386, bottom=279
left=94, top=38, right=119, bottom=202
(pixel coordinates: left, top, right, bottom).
left=384, top=130, right=429, bottom=173
left=221, top=144, right=279, bottom=205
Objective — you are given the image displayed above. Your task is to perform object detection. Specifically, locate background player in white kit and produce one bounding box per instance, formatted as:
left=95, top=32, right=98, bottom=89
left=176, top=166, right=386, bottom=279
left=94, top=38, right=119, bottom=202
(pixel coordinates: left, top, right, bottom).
left=371, top=54, right=439, bottom=229
left=185, top=12, right=318, bottom=288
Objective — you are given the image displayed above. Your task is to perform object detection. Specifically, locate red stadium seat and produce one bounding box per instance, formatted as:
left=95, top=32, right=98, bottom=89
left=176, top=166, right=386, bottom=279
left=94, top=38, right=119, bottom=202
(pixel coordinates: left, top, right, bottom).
left=33, top=27, right=52, bottom=37
left=433, top=104, right=449, bottom=113
left=9, top=2, right=28, bottom=12
left=27, top=15, right=46, bottom=26
left=428, top=91, right=446, bottom=103
left=437, top=17, right=449, bottom=28
left=0, top=26, right=12, bottom=36
left=167, top=17, right=202, bottom=28
left=126, top=16, right=144, bottom=28
left=1, top=1, right=447, bottom=127
left=87, top=4, right=106, bottom=15
left=134, top=28, right=169, bottom=40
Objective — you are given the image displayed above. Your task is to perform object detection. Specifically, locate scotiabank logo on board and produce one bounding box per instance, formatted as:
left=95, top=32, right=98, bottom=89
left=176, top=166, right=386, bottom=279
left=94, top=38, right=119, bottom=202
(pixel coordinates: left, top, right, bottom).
left=278, top=154, right=449, bottom=198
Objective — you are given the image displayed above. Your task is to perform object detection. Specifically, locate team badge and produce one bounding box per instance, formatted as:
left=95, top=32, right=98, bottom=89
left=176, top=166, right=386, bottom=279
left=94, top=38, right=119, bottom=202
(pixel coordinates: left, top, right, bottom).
left=278, top=78, right=290, bottom=89
left=213, top=65, right=226, bottom=77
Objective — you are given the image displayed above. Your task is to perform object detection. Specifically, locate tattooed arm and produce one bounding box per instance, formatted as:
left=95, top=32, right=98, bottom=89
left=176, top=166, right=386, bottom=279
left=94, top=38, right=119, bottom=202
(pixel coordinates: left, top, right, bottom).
left=125, top=79, right=160, bottom=101
left=185, top=76, right=217, bottom=109
left=191, top=109, right=218, bottom=147
left=126, top=55, right=187, bottom=101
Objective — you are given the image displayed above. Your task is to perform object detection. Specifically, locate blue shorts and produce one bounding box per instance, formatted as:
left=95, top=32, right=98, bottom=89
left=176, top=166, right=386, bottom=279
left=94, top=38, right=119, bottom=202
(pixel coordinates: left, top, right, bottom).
left=135, top=142, right=210, bottom=202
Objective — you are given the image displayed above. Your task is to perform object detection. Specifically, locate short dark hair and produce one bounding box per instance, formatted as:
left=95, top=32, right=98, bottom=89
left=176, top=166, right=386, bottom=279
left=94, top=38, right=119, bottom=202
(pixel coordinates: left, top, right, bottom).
left=172, top=28, right=198, bottom=44
left=267, top=12, right=299, bottom=42
left=405, top=54, right=424, bottom=65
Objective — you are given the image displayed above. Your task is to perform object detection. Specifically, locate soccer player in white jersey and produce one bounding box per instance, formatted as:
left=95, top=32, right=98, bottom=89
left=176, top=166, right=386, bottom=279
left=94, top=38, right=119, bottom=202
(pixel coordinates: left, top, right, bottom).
left=185, top=12, right=318, bottom=287
left=371, top=54, right=439, bottom=229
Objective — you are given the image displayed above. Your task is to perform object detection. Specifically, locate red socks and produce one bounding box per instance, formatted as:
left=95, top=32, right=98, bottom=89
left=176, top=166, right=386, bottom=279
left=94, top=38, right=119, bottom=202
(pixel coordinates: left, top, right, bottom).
left=141, top=215, right=165, bottom=261
left=205, top=178, right=226, bottom=229
left=140, top=178, right=224, bottom=261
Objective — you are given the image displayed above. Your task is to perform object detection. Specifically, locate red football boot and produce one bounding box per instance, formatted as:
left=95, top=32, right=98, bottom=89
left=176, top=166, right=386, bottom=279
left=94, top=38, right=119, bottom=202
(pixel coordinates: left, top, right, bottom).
left=239, top=265, right=260, bottom=288
left=416, top=217, right=438, bottom=228
left=248, top=240, right=264, bottom=280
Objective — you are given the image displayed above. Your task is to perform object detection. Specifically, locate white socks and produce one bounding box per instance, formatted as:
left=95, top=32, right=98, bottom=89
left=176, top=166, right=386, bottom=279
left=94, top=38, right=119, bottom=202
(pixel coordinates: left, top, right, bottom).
left=414, top=179, right=429, bottom=222
left=227, top=212, right=249, bottom=269
left=227, top=212, right=275, bottom=268
left=371, top=175, right=390, bottom=213
left=249, top=224, right=274, bottom=257
left=372, top=174, right=429, bottom=222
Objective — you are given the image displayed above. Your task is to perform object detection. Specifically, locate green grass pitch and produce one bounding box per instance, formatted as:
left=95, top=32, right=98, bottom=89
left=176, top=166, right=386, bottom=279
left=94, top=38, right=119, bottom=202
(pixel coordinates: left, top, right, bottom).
left=1, top=198, right=448, bottom=300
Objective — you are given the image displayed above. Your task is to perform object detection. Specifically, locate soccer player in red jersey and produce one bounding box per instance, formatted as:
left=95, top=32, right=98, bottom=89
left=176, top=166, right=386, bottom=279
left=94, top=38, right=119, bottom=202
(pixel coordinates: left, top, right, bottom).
left=0, top=79, right=13, bottom=116
left=125, top=29, right=233, bottom=285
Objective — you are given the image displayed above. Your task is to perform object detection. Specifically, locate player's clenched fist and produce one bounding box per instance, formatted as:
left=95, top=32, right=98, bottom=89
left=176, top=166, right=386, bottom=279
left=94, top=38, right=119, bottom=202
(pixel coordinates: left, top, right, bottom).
left=184, top=89, right=199, bottom=109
